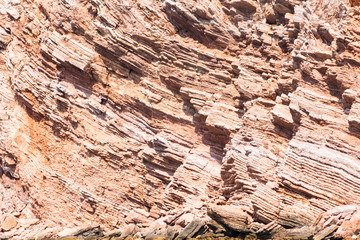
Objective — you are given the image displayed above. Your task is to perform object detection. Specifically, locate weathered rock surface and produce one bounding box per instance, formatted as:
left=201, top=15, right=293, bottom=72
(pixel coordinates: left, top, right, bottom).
left=1, top=0, right=360, bottom=239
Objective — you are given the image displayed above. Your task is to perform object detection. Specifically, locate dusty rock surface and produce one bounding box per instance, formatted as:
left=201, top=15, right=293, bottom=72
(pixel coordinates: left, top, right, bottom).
left=1, top=0, right=360, bottom=239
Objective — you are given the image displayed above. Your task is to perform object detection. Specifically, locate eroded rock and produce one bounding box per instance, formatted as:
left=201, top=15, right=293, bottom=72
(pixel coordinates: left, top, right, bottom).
left=271, top=103, right=295, bottom=130
left=1, top=215, right=17, bottom=232
left=0, top=27, right=11, bottom=49
left=0, top=0, right=360, bottom=239
left=207, top=205, right=251, bottom=232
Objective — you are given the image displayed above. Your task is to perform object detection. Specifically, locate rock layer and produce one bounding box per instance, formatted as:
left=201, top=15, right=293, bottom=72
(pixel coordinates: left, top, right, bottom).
left=0, top=0, right=360, bottom=239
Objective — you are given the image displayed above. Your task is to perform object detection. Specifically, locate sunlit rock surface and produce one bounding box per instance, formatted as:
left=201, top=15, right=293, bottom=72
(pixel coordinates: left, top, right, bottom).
left=1, top=0, right=360, bottom=239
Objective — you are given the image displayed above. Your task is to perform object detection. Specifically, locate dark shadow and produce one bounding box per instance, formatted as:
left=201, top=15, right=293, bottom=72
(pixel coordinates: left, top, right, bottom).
left=163, top=4, right=230, bottom=51
left=0, top=156, right=18, bottom=180
left=348, top=125, right=360, bottom=139
left=14, top=91, right=44, bottom=122
left=94, top=42, right=144, bottom=79
left=192, top=114, right=230, bottom=166
left=14, top=90, right=70, bottom=139
left=57, top=65, right=96, bottom=97
left=273, top=125, right=297, bottom=140
left=324, top=74, right=343, bottom=99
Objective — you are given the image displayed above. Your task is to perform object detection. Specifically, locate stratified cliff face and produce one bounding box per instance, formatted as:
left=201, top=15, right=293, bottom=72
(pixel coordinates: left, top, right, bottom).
left=1, top=0, right=360, bottom=239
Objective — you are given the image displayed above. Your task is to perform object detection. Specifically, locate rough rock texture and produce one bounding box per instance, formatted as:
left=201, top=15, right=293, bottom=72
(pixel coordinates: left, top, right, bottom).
left=1, top=0, right=360, bottom=239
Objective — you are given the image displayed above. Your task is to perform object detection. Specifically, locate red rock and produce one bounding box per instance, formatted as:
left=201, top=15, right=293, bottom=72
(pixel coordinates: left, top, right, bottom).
left=2, top=215, right=17, bottom=231
left=1, top=0, right=360, bottom=239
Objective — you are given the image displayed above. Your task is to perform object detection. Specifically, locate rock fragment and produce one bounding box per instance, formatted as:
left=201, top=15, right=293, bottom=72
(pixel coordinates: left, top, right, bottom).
left=7, top=7, right=20, bottom=20
left=271, top=103, right=295, bottom=130
left=1, top=215, right=17, bottom=231
left=207, top=205, right=250, bottom=232
left=230, top=0, right=257, bottom=13
left=0, top=27, right=11, bottom=49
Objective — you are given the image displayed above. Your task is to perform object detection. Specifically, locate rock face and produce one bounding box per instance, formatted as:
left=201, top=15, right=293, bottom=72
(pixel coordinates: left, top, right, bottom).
left=0, top=0, right=360, bottom=239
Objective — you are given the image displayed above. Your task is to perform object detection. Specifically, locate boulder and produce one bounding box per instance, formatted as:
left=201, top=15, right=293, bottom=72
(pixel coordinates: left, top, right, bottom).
left=1, top=215, right=17, bottom=231
left=57, top=225, right=103, bottom=238
left=264, top=4, right=277, bottom=24
left=176, top=219, right=204, bottom=239
left=274, top=1, right=293, bottom=15
left=271, top=104, right=295, bottom=130
left=175, top=213, right=194, bottom=228
left=144, top=227, right=166, bottom=240
left=207, top=204, right=250, bottom=232
left=230, top=0, right=257, bottom=13
left=119, top=224, right=139, bottom=239
left=167, top=225, right=181, bottom=240
left=334, top=209, right=360, bottom=238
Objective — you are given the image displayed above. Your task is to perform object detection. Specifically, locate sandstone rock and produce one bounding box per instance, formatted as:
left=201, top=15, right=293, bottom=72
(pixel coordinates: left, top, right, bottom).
left=40, top=31, right=94, bottom=72
left=206, top=219, right=227, bottom=234
left=343, top=89, right=357, bottom=106
left=166, top=225, right=181, bottom=240
left=207, top=205, right=250, bottom=232
left=104, top=228, right=122, bottom=238
left=230, top=0, right=258, bottom=13
left=264, top=4, right=277, bottom=24
left=281, top=227, right=314, bottom=239
left=317, top=23, right=335, bottom=43
left=176, top=218, right=204, bottom=239
left=119, top=224, right=139, bottom=239
left=313, top=225, right=338, bottom=240
left=17, top=218, right=39, bottom=228
left=7, top=7, right=20, bottom=20
left=144, top=227, right=166, bottom=240
left=335, top=210, right=360, bottom=238
left=271, top=104, right=295, bottom=130
left=348, top=102, right=360, bottom=131
left=308, top=50, right=333, bottom=59
left=125, top=209, right=151, bottom=224
left=175, top=213, right=194, bottom=228
left=1, top=0, right=360, bottom=238
left=57, top=225, right=102, bottom=238
left=256, top=221, right=286, bottom=238
left=1, top=215, right=17, bottom=231
left=350, top=0, right=360, bottom=6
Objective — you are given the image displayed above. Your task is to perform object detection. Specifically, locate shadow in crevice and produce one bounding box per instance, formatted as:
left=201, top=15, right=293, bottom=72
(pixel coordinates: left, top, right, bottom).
left=273, top=125, right=297, bottom=141
left=14, top=91, right=44, bottom=123
left=14, top=89, right=69, bottom=139
left=324, top=74, right=343, bottom=99
left=348, top=125, right=360, bottom=139
left=163, top=4, right=229, bottom=51
left=0, top=154, right=19, bottom=180
left=93, top=42, right=144, bottom=81
left=56, top=65, right=96, bottom=98
left=192, top=113, right=231, bottom=166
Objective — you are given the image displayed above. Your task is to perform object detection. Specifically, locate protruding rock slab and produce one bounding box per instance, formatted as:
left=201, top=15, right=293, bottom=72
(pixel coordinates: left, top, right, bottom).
left=271, top=103, right=295, bottom=130
left=207, top=204, right=251, bottom=232
left=348, top=102, right=360, bottom=131
left=1, top=215, right=17, bottom=231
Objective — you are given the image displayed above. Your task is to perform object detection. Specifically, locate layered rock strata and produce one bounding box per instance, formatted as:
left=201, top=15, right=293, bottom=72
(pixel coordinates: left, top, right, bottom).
left=0, top=0, right=360, bottom=239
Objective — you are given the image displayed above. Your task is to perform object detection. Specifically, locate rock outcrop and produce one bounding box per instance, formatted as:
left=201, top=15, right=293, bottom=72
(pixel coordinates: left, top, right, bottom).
left=1, top=0, right=360, bottom=239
